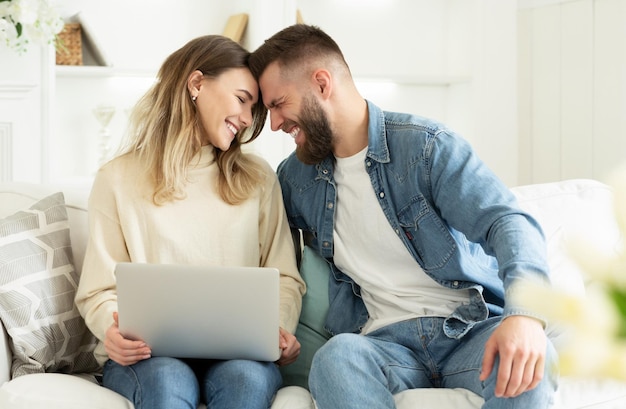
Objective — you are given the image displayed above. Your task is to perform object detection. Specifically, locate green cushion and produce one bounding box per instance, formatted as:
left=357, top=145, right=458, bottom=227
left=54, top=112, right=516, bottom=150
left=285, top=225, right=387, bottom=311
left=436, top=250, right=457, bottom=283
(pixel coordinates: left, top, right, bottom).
left=280, top=246, right=331, bottom=389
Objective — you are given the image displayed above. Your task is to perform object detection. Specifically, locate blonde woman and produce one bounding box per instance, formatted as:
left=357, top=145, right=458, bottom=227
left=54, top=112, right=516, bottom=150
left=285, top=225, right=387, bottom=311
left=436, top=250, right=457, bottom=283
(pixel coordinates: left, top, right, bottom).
left=76, top=35, right=305, bottom=409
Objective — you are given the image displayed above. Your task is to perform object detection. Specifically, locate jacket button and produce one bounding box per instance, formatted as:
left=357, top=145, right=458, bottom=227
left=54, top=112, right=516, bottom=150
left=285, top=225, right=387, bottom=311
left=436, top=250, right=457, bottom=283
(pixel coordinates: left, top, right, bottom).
left=322, top=242, right=330, bottom=248
left=327, top=202, right=334, bottom=209
left=453, top=281, right=459, bottom=287
left=379, top=192, right=385, bottom=198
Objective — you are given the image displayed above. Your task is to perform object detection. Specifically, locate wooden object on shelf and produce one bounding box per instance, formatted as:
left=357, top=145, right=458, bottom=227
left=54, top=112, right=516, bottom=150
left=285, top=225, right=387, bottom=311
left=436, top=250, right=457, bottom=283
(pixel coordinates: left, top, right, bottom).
left=222, top=13, right=248, bottom=43
left=56, top=23, right=83, bottom=66
left=296, top=9, right=304, bottom=24
left=75, top=12, right=112, bottom=67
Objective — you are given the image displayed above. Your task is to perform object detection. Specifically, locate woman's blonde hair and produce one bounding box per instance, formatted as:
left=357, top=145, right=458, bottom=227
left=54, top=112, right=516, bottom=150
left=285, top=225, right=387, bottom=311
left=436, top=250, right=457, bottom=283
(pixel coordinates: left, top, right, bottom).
left=119, top=35, right=268, bottom=205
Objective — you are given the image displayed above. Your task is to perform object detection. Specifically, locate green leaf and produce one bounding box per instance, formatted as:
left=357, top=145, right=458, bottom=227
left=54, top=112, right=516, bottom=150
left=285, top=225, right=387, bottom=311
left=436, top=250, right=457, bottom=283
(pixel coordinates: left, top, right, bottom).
left=609, top=288, right=626, bottom=339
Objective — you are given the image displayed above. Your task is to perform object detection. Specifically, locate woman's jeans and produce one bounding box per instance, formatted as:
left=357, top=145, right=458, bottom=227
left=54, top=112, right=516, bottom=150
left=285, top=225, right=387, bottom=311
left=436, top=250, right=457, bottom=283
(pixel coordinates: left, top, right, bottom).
left=309, top=317, right=558, bottom=409
left=103, top=357, right=282, bottom=409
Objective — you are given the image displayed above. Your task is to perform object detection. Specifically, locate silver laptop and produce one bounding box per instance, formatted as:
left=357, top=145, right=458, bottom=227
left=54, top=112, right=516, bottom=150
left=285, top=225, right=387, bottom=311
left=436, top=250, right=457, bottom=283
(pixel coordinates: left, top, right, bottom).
left=115, top=262, right=280, bottom=362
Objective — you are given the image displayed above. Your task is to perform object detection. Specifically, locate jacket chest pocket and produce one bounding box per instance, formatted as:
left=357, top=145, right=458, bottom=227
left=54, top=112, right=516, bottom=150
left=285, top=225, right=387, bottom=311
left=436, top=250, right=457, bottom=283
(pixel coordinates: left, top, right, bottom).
left=397, top=195, right=456, bottom=271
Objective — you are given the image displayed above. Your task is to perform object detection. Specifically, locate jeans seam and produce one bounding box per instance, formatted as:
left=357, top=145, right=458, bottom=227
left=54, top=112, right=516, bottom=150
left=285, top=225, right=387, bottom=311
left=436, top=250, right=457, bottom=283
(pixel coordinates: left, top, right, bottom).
left=105, top=360, right=143, bottom=408
left=126, top=364, right=143, bottom=409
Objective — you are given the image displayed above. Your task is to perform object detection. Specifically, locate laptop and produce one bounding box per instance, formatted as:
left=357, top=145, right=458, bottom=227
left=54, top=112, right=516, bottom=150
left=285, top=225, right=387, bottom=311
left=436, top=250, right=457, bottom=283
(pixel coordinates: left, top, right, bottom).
left=115, top=262, right=281, bottom=362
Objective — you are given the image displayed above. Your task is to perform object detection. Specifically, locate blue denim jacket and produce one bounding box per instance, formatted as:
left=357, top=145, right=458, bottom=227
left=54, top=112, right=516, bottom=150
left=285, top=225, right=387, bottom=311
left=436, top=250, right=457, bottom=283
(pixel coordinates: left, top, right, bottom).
left=277, top=100, right=549, bottom=339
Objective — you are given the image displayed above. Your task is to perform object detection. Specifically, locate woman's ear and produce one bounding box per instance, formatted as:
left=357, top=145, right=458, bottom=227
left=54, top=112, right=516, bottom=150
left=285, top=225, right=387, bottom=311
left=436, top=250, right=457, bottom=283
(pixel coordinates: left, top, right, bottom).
left=312, top=69, right=332, bottom=100
left=187, top=70, right=204, bottom=98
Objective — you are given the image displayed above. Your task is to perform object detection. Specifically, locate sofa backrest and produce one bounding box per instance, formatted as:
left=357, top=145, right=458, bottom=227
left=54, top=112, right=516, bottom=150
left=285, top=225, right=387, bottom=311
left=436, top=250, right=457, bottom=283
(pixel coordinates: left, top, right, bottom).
left=1, top=179, right=620, bottom=293
left=512, top=178, right=620, bottom=295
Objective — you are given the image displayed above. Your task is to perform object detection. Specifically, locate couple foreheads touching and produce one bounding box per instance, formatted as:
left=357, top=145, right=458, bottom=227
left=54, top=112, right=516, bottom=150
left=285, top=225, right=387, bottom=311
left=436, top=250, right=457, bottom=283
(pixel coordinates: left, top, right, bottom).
left=75, top=24, right=558, bottom=409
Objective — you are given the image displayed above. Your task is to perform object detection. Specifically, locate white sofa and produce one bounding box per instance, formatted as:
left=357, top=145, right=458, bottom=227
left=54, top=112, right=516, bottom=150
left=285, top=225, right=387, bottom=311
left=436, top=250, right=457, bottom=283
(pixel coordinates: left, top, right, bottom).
left=1, top=179, right=626, bottom=408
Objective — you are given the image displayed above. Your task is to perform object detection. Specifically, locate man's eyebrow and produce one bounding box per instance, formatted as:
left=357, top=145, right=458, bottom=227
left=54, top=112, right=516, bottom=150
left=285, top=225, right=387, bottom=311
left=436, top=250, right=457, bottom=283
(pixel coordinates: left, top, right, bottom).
left=267, top=96, right=284, bottom=109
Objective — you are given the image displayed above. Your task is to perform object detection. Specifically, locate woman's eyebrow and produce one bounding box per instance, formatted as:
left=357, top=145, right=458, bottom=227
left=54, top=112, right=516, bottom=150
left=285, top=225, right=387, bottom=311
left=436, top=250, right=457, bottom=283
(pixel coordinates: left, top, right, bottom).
left=238, top=89, right=254, bottom=100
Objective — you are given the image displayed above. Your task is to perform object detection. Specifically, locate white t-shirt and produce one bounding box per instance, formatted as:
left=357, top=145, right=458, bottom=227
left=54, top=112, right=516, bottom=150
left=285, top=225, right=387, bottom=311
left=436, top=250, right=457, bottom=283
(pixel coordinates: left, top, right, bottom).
left=333, top=148, right=471, bottom=334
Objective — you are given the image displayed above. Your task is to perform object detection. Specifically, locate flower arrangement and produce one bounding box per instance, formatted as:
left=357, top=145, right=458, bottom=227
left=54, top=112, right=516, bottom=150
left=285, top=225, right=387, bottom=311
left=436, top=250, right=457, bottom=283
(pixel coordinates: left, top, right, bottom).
left=518, top=165, right=626, bottom=380
left=0, top=0, right=63, bottom=54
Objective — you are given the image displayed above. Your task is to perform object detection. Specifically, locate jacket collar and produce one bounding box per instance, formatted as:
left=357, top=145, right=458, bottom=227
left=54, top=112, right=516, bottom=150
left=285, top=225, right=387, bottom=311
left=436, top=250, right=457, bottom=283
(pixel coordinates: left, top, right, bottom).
left=315, top=99, right=390, bottom=179
left=365, top=100, right=391, bottom=164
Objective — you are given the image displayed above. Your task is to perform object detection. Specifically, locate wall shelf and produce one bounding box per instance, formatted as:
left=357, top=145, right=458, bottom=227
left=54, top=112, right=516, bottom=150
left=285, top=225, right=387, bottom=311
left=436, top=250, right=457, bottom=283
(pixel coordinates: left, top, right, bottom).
left=55, top=65, right=156, bottom=79
left=355, top=75, right=471, bottom=86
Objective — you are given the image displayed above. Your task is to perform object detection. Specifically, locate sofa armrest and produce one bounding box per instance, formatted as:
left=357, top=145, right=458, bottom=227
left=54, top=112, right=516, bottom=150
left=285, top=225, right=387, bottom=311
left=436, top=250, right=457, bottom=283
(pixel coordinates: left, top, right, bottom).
left=0, top=319, right=11, bottom=384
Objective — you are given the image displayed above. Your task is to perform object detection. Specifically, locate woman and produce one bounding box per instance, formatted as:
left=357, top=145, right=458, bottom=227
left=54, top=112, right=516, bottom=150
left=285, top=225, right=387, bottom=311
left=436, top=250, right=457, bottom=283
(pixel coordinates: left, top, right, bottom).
left=75, top=35, right=305, bottom=409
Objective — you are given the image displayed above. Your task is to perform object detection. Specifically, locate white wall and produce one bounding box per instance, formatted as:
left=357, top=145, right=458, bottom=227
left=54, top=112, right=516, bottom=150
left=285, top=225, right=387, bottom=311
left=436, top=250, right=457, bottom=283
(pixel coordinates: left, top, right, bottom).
left=254, top=0, right=520, bottom=185
left=10, top=0, right=621, bottom=187
left=518, top=0, right=626, bottom=185
left=47, top=0, right=521, bottom=185
left=50, top=0, right=256, bottom=182
left=59, top=0, right=234, bottom=71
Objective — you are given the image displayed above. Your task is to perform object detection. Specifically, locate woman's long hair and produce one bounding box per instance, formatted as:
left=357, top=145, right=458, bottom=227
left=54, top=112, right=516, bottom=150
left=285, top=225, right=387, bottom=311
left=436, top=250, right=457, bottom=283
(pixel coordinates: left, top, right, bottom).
left=119, top=35, right=267, bottom=205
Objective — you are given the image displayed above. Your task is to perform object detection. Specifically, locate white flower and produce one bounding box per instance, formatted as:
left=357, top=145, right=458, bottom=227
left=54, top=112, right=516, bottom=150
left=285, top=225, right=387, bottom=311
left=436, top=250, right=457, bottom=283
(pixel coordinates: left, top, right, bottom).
left=0, top=0, right=63, bottom=53
left=11, top=0, right=39, bottom=25
left=516, top=163, right=626, bottom=380
left=0, top=14, right=18, bottom=42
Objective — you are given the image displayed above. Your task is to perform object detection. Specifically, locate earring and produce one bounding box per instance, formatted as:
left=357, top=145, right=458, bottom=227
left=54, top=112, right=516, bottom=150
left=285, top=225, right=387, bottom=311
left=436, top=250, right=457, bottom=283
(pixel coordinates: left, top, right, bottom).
left=191, top=95, right=197, bottom=102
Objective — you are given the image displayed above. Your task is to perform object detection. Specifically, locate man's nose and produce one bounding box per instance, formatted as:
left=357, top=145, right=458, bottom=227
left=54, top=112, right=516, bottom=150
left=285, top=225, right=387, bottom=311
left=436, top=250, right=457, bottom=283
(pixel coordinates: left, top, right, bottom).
left=269, top=110, right=283, bottom=132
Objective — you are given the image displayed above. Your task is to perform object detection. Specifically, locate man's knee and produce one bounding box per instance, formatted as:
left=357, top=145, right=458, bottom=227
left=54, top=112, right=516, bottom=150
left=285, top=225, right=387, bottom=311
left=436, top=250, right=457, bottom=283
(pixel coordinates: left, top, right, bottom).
left=310, top=333, right=373, bottom=379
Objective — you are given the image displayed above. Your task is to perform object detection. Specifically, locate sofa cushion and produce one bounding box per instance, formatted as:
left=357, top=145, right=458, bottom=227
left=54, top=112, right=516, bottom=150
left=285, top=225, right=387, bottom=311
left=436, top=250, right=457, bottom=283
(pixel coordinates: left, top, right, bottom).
left=0, top=192, right=99, bottom=377
left=280, top=246, right=332, bottom=389
left=0, top=373, right=133, bottom=409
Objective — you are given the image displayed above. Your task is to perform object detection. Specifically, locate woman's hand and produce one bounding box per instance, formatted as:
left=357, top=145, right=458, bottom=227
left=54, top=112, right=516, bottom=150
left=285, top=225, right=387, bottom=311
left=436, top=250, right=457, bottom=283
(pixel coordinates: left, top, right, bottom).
left=104, top=312, right=152, bottom=366
left=276, top=327, right=301, bottom=366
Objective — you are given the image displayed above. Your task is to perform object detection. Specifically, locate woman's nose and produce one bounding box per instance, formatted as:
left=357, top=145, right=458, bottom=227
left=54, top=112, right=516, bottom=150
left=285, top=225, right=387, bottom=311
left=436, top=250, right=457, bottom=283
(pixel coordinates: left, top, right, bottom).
left=240, top=108, right=252, bottom=128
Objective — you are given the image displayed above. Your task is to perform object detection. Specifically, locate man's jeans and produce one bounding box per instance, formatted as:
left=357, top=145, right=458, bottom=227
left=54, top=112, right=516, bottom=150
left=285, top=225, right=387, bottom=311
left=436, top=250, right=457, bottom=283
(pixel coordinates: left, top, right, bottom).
left=103, top=357, right=282, bottom=409
left=309, top=317, right=557, bottom=409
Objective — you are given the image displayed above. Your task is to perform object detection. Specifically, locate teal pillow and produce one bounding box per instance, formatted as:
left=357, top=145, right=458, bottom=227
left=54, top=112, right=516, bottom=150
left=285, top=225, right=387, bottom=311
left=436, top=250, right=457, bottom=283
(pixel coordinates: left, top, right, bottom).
left=280, top=246, right=331, bottom=389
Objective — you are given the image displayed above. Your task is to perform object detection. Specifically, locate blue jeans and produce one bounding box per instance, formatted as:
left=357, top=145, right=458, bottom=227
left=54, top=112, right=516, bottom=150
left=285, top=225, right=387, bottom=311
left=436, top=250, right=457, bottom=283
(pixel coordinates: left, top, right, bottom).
left=103, top=357, right=282, bottom=409
left=309, top=317, right=557, bottom=409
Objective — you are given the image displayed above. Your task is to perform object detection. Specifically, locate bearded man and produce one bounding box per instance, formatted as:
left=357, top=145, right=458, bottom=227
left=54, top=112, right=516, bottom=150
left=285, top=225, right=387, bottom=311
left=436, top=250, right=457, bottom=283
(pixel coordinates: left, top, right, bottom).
left=249, top=24, right=558, bottom=409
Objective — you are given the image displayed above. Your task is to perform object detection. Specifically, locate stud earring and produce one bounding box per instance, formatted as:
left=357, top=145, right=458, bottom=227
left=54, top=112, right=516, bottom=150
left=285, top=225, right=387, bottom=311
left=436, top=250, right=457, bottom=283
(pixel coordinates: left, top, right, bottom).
left=191, top=95, right=197, bottom=102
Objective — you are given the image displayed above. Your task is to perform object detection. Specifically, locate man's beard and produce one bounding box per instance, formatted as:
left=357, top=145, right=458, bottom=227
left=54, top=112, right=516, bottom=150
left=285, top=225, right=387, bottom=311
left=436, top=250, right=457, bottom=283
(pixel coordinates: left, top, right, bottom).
left=295, top=95, right=334, bottom=165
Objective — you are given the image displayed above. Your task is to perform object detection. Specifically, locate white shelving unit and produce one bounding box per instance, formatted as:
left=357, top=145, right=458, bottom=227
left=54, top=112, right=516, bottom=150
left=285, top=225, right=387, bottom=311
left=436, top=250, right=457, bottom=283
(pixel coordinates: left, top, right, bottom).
left=55, top=65, right=157, bottom=79
left=51, top=68, right=158, bottom=183
left=355, top=75, right=472, bottom=86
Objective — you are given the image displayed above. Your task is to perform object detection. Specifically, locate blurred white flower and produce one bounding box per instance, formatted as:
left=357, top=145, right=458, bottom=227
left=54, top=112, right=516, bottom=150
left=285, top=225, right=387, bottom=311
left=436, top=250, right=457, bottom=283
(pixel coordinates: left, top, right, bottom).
left=0, top=0, right=63, bottom=54
left=516, top=164, right=626, bottom=379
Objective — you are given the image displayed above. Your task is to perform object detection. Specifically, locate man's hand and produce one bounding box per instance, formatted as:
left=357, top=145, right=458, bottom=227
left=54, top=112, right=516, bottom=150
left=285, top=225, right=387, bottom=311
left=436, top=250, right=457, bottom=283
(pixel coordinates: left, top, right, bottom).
left=480, top=315, right=546, bottom=398
left=276, top=327, right=301, bottom=366
left=104, top=312, right=152, bottom=366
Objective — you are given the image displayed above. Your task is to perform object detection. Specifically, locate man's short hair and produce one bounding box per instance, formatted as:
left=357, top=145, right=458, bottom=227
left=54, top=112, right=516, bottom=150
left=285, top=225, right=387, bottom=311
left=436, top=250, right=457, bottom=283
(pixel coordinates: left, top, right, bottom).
left=249, top=24, right=349, bottom=80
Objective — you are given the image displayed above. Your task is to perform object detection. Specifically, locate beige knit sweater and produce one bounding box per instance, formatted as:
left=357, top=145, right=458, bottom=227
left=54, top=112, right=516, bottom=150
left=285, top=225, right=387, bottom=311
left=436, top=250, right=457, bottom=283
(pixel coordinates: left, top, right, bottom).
left=75, top=146, right=305, bottom=365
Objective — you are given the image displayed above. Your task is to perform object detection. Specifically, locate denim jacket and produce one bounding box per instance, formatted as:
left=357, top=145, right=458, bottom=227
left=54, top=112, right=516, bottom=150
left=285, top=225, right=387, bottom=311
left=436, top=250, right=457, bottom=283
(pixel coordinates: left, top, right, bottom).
left=276, top=100, right=549, bottom=339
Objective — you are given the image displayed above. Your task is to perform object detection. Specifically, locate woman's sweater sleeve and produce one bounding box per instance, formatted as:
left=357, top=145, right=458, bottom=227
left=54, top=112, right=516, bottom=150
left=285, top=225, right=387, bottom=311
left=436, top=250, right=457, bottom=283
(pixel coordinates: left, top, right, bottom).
left=258, top=167, right=306, bottom=334
left=75, top=167, right=130, bottom=364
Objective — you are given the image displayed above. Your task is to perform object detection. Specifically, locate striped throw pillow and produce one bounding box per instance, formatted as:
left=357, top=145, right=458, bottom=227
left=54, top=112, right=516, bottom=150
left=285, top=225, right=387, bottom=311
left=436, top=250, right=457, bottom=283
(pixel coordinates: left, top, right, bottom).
left=0, top=192, right=99, bottom=378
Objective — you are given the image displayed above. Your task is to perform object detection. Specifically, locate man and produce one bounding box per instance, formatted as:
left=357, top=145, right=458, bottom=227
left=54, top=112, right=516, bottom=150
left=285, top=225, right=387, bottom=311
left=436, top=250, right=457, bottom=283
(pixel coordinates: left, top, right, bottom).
left=249, top=24, right=557, bottom=408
